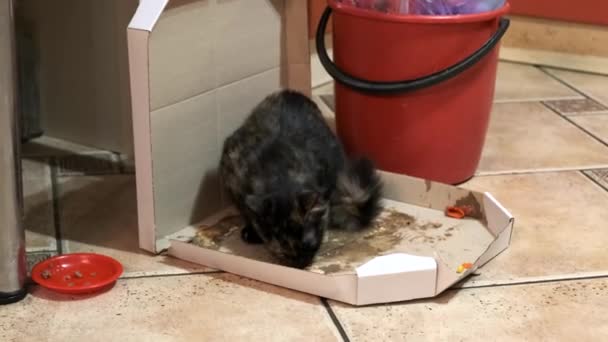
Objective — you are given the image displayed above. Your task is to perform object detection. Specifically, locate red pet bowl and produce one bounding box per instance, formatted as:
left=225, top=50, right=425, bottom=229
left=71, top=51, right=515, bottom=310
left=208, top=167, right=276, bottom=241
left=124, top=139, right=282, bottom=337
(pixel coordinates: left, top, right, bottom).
left=31, top=253, right=123, bottom=294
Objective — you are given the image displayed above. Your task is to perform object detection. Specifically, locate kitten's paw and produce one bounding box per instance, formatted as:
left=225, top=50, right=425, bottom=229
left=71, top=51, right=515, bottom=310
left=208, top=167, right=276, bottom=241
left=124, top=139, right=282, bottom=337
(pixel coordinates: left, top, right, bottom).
left=241, top=225, right=264, bottom=244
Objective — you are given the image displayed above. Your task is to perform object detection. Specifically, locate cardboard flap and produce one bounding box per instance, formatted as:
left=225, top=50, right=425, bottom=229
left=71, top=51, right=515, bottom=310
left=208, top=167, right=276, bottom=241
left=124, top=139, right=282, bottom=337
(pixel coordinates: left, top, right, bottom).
left=165, top=171, right=515, bottom=305
left=356, top=254, right=437, bottom=306
left=474, top=220, right=514, bottom=270
left=433, top=193, right=514, bottom=294
left=380, top=171, right=489, bottom=222
left=127, top=0, right=311, bottom=253
left=483, top=192, right=514, bottom=237
left=128, top=0, right=169, bottom=31
left=356, top=254, right=437, bottom=277
left=169, top=240, right=359, bottom=304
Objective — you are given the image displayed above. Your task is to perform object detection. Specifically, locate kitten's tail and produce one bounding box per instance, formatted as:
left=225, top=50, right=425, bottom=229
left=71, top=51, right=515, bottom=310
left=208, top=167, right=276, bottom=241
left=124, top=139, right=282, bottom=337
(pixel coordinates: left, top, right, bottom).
left=330, top=157, right=383, bottom=231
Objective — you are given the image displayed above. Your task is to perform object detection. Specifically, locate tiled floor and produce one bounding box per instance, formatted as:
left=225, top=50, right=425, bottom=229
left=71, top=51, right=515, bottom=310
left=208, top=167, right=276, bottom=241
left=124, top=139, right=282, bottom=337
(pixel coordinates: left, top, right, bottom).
left=2, top=61, right=608, bottom=341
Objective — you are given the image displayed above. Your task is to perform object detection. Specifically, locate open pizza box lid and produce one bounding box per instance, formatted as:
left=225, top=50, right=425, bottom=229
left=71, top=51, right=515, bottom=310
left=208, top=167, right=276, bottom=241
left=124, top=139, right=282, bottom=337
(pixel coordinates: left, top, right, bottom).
left=127, top=0, right=514, bottom=306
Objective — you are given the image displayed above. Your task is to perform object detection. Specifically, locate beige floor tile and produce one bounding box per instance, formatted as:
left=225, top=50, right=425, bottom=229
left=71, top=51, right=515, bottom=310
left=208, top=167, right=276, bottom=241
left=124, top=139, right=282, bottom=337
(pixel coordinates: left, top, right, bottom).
left=58, top=175, right=210, bottom=277
left=320, top=94, right=335, bottom=113
left=494, top=62, right=581, bottom=102
left=459, top=172, right=608, bottom=286
left=571, top=114, right=608, bottom=143
left=312, top=95, right=337, bottom=133
left=544, top=98, right=608, bottom=116
left=22, top=158, right=56, bottom=252
left=55, top=152, right=122, bottom=177
left=1, top=273, right=341, bottom=342
left=26, top=251, right=57, bottom=275
left=312, top=82, right=334, bottom=96
left=330, top=278, right=608, bottom=342
left=544, top=68, right=608, bottom=106
left=477, top=102, right=608, bottom=174
left=584, top=169, right=608, bottom=190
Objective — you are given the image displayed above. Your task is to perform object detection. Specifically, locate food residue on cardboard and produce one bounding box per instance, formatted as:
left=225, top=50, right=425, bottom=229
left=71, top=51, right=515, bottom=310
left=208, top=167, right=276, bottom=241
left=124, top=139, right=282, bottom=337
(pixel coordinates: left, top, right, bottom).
left=446, top=205, right=475, bottom=219
left=457, top=262, right=474, bottom=273
left=191, top=207, right=464, bottom=275
left=453, top=192, right=486, bottom=225
left=309, top=208, right=449, bottom=274
left=192, top=215, right=243, bottom=248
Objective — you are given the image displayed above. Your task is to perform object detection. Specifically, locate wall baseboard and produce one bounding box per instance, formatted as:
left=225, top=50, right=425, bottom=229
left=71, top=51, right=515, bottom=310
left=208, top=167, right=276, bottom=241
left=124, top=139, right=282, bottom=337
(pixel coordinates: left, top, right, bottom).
left=501, top=15, right=608, bottom=75
left=500, top=47, right=608, bottom=75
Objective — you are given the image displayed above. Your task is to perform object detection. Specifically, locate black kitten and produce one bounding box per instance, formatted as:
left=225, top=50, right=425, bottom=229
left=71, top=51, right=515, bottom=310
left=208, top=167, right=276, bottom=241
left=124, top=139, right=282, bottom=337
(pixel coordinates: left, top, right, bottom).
left=220, top=89, right=382, bottom=268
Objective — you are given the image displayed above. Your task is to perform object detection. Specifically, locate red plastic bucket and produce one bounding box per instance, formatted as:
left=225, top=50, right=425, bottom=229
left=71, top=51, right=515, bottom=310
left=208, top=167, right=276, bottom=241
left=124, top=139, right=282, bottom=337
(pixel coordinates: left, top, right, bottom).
left=316, top=1, right=511, bottom=185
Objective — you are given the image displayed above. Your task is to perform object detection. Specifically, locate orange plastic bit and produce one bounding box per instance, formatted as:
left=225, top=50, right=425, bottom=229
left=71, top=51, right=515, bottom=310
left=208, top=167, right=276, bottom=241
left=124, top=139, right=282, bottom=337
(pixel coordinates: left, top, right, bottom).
left=446, top=206, right=466, bottom=219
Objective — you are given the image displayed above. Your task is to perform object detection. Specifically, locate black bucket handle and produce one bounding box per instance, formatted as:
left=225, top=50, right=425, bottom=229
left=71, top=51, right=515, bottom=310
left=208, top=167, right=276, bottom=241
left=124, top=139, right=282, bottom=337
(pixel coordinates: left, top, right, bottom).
left=316, top=7, right=510, bottom=95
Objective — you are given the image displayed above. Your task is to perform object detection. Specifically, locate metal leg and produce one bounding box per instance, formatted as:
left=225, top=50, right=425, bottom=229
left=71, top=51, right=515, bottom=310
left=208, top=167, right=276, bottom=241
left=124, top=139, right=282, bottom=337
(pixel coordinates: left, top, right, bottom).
left=0, top=0, right=27, bottom=305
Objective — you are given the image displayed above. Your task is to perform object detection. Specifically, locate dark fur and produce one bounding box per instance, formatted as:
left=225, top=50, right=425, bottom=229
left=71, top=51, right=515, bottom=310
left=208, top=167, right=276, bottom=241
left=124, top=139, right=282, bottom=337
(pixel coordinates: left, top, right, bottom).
left=330, top=157, right=383, bottom=232
left=220, top=89, right=382, bottom=268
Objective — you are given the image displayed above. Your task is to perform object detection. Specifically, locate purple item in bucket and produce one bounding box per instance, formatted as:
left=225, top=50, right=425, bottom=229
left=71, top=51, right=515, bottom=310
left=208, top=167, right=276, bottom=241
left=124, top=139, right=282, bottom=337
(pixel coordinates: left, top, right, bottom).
left=451, top=0, right=506, bottom=14
left=411, top=0, right=506, bottom=15
left=336, top=0, right=505, bottom=15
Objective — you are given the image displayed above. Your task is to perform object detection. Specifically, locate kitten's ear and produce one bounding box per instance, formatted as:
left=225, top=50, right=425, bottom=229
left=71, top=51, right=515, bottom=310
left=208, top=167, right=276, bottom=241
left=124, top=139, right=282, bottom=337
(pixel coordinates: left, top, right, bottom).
left=297, top=191, right=320, bottom=215
left=245, top=195, right=272, bottom=214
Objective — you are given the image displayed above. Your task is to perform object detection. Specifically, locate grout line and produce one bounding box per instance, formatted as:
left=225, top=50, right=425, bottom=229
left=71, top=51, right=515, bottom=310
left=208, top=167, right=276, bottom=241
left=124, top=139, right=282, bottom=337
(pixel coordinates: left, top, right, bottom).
left=152, top=66, right=280, bottom=113
left=560, top=112, right=608, bottom=117
left=452, top=273, right=608, bottom=291
left=581, top=170, right=608, bottom=193
left=26, top=270, right=226, bottom=288
left=542, top=102, right=608, bottom=150
left=27, top=270, right=226, bottom=286
left=494, top=96, right=584, bottom=104
left=321, top=298, right=351, bottom=342
left=474, top=166, right=608, bottom=178
left=537, top=66, right=587, bottom=95
left=537, top=64, right=608, bottom=79
left=538, top=67, right=608, bottom=107
left=498, top=59, right=541, bottom=68
left=119, top=270, right=225, bottom=281
left=313, top=80, right=333, bottom=90
left=49, top=157, right=64, bottom=255
left=535, top=69, right=608, bottom=147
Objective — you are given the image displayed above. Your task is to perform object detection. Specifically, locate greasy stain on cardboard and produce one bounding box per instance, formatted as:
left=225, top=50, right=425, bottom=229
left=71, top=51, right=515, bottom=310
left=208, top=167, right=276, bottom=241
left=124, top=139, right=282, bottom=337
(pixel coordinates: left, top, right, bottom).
left=190, top=207, right=463, bottom=275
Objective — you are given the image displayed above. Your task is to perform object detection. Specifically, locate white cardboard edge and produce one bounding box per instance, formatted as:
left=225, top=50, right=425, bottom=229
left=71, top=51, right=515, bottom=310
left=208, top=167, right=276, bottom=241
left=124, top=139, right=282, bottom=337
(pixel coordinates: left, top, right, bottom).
left=164, top=176, right=515, bottom=304
left=168, top=239, right=359, bottom=305
left=355, top=254, right=437, bottom=305
left=482, top=191, right=514, bottom=237
left=356, top=253, right=437, bottom=277
left=128, top=0, right=169, bottom=31
left=431, top=191, right=515, bottom=294
left=164, top=207, right=237, bottom=244
left=126, top=25, right=156, bottom=252
left=475, top=219, right=514, bottom=268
